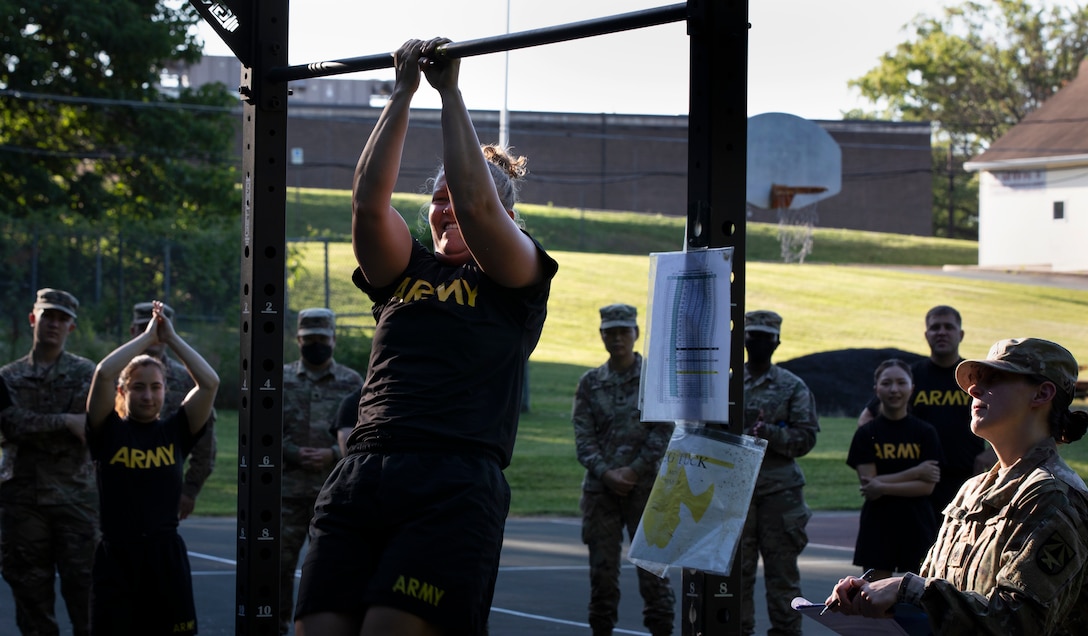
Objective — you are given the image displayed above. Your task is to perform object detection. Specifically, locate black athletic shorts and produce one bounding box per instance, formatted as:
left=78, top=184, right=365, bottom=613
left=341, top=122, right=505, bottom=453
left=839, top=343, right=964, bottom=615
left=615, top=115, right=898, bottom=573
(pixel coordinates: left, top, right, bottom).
left=91, top=532, right=197, bottom=635
left=295, top=451, right=510, bottom=635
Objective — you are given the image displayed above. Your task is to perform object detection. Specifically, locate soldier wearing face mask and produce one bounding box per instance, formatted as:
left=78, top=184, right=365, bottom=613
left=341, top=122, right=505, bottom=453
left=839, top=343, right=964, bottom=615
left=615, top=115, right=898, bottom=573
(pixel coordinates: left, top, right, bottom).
left=279, top=308, right=363, bottom=635
left=737, top=310, right=820, bottom=636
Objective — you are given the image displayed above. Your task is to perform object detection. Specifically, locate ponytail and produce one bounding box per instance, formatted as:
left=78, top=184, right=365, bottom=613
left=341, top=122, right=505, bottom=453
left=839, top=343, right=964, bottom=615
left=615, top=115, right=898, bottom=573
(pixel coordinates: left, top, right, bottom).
left=1048, top=388, right=1088, bottom=444
left=1054, top=409, right=1088, bottom=445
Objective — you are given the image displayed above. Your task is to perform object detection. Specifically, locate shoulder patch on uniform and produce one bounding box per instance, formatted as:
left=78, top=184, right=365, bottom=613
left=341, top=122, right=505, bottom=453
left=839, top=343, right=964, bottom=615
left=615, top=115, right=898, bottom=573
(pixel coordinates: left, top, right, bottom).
left=1037, top=531, right=1075, bottom=575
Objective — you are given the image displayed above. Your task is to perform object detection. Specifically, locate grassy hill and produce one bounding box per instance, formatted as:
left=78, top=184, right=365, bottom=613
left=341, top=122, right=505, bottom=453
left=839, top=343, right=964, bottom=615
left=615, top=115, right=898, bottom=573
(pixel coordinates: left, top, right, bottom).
left=285, top=187, right=979, bottom=265
left=192, top=188, right=1088, bottom=517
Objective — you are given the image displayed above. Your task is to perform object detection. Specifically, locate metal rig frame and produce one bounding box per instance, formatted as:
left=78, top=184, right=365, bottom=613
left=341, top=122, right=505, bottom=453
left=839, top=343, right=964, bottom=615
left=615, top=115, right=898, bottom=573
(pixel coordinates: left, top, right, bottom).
left=188, top=0, right=748, bottom=633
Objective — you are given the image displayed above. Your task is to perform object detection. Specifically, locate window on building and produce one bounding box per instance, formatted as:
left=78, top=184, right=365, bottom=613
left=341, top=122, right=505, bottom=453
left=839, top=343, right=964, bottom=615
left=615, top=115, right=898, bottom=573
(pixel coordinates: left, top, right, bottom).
left=1053, top=201, right=1065, bottom=220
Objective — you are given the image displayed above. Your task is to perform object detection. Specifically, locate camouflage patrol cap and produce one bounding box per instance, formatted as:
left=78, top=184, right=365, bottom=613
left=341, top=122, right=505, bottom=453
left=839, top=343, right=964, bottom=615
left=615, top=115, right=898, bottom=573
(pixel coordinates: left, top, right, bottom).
left=956, top=338, right=1079, bottom=398
left=33, top=288, right=79, bottom=319
left=298, top=307, right=335, bottom=337
left=745, top=310, right=782, bottom=335
left=132, top=301, right=175, bottom=325
left=599, top=304, right=638, bottom=330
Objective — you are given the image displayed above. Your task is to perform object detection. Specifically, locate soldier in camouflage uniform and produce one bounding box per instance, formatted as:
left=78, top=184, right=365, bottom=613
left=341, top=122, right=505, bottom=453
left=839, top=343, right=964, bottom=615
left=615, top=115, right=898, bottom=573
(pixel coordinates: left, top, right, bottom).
left=0, top=289, right=99, bottom=636
left=572, top=304, right=675, bottom=636
left=279, top=308, right=363, bottom=634
left=827, top=337, right=1088, bottom=634
left=130, top=302, right=217, bottom=520
left=739, top=310, right=819, bottom=636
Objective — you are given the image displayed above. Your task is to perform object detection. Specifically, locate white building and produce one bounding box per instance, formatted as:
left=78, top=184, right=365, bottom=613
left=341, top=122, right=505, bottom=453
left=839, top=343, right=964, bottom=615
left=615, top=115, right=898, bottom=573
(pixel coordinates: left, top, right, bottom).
left=964, top=59, right=1088, bottom=273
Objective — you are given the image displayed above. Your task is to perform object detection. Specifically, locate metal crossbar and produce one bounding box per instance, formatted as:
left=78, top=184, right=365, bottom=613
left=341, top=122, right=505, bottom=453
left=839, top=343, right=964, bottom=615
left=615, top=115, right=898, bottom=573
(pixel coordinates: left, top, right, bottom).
left=267, top=4, right=688, bottom=82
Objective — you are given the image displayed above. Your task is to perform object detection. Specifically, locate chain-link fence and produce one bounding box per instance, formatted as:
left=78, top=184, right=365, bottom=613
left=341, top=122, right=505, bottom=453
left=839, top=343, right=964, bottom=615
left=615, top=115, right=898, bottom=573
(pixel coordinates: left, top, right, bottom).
left=0, top=217, right=377, bottom=408
left=285, top=238, right=375, bottom=384
left=1, top=216, right=236, bottom=351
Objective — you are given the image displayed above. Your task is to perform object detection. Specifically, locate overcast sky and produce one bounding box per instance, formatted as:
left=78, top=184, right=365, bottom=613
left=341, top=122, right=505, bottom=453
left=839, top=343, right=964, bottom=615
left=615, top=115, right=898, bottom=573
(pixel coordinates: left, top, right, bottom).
left=197, top=0, right=1080, bottom=120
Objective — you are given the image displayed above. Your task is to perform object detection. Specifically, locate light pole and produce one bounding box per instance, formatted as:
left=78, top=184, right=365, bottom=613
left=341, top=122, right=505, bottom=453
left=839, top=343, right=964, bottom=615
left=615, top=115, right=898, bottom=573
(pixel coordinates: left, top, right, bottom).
left=499, top=0, right=510, bottom=147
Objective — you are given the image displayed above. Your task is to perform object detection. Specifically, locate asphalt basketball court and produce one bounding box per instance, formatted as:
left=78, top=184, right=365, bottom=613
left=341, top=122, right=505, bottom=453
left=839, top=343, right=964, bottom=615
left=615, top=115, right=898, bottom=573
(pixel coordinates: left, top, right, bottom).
left=0, top=511, right=857, bottom=635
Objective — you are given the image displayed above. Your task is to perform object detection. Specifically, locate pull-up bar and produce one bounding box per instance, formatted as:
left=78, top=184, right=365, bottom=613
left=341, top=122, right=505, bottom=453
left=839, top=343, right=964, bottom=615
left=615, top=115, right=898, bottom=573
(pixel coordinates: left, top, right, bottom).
left=266, top=3, right=687, bottom=82
left=189, top=0, right=747, bottom=633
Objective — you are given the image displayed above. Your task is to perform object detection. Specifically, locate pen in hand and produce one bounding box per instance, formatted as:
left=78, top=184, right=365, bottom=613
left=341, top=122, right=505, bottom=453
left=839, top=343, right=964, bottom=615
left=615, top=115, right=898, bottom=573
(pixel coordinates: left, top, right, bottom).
left=821, top=568, right=876, bottom=616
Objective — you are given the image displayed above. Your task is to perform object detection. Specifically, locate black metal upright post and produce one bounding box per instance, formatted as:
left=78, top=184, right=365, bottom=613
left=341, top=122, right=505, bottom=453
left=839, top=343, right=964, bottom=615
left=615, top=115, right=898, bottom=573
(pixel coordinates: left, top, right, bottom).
left=186, top=0, right=288, bottom=632
left=684, top=0, right=748, bottom=633
left=236, top=1, right=288, bottom=634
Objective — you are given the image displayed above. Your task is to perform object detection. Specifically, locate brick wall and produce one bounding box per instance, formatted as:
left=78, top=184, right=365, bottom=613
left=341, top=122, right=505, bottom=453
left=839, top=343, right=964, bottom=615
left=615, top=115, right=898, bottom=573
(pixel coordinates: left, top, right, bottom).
left=184, top=55, right=933, bottom=235
left=279, top=107, right=932, bottom=235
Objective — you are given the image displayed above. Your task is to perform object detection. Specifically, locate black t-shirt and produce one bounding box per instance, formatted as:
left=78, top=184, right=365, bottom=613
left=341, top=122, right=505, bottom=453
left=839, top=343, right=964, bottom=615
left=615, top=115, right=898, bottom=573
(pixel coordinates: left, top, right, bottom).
left=847, top=413, right=944, bottom=570
left=865, top=359, right=979, bottom=470
left=864, top=358, right=978, bottom=513
left=348, top=238, right=557, bottom=468
left=848, top=412, right=945, bottom=476
left=89, top=407, right=202, bottom=539
left=907, top=359, right=978, bottom=474
left=331, top=387, right=362, bottom=437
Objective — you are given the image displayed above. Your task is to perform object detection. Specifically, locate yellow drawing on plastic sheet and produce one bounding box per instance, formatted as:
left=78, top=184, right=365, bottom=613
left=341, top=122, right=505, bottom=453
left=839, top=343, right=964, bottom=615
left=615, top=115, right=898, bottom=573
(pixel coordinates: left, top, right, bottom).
left=629, top=425, right=766, bottom=578
left=641, top=450, right=728, bottom=548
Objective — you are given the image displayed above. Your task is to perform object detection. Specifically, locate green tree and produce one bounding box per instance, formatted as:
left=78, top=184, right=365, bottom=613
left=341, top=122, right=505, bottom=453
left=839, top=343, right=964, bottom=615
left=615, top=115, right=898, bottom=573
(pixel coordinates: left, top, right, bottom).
left=932, top=141, right=980, bottom=239
left=0, top=0, right=240, bottom=342
left=849, top=0, right=1088, bottom=238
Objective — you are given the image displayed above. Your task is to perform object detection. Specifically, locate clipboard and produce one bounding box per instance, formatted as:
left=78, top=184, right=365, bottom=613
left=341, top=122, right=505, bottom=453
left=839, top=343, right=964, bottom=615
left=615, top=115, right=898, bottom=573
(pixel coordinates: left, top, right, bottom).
left=792, top=597, right=931, bottom=636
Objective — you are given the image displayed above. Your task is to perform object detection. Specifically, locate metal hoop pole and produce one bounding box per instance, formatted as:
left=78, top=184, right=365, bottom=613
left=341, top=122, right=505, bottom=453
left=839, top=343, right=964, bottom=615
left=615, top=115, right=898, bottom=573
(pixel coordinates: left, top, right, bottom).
left=266, top=3, right=687, bottom=82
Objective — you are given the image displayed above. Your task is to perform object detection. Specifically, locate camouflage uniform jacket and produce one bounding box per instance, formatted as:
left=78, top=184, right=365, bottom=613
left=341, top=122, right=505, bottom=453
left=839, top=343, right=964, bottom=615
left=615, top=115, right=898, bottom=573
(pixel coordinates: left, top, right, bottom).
left=911, top=439, right=1088, bottom=635
left=159, top=354, right=218, bottom=500
left=572, top=353, right=673, bottom=493
left=742, top=364, right=819, bottom=497
left=0, top=351, right=97, bottom=506
left=281, top=358, right=362, bottom=498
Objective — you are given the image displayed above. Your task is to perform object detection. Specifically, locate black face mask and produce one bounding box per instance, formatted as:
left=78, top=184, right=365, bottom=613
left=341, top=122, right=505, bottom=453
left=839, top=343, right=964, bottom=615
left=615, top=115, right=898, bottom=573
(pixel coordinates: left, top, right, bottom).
left=745, top=340, right=777, bottom=365
left=300, top=343, right=333, bottom=366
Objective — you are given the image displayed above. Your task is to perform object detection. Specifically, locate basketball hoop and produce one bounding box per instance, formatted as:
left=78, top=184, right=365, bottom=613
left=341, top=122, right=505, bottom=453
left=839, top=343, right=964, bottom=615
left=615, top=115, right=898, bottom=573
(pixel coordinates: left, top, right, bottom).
left=746, top=113, right=842, bottom=265
left=770, top=184, right=826, bottom=264
left=770, top=184, right=827, bottom=210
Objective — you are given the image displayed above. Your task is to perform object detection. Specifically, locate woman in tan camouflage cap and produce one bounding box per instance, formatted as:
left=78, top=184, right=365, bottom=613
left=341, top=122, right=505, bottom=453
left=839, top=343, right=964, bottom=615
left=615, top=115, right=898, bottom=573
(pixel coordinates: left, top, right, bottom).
left=826, top=338, right=1088, bottom=634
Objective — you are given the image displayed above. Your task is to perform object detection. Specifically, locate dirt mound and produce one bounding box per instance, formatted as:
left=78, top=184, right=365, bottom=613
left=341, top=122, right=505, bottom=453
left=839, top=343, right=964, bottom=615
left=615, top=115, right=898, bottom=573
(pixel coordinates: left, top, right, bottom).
left=779, top=348, right=926, bottom=417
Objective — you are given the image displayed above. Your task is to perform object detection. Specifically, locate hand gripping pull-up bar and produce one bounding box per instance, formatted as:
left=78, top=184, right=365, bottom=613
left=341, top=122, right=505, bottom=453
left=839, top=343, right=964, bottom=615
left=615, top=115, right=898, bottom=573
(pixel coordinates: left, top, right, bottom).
left=266, top=3, right=687, bottom=83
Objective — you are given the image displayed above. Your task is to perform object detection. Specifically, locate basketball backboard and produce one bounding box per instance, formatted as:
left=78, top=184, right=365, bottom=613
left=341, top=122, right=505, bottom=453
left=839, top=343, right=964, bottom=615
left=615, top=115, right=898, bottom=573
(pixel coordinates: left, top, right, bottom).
left=746, top=112, right=842, bottom=210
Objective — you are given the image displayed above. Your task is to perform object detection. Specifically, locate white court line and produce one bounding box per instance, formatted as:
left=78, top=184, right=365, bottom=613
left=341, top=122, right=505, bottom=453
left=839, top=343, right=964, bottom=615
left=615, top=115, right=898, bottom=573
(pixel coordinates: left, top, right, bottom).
left=189, top=550, right=852, bottom=570
left=490, top=607, right=647, bottom=635
left=188, top=551, right=237, bottom=565
left=185, top=551, right=650, bottom=632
